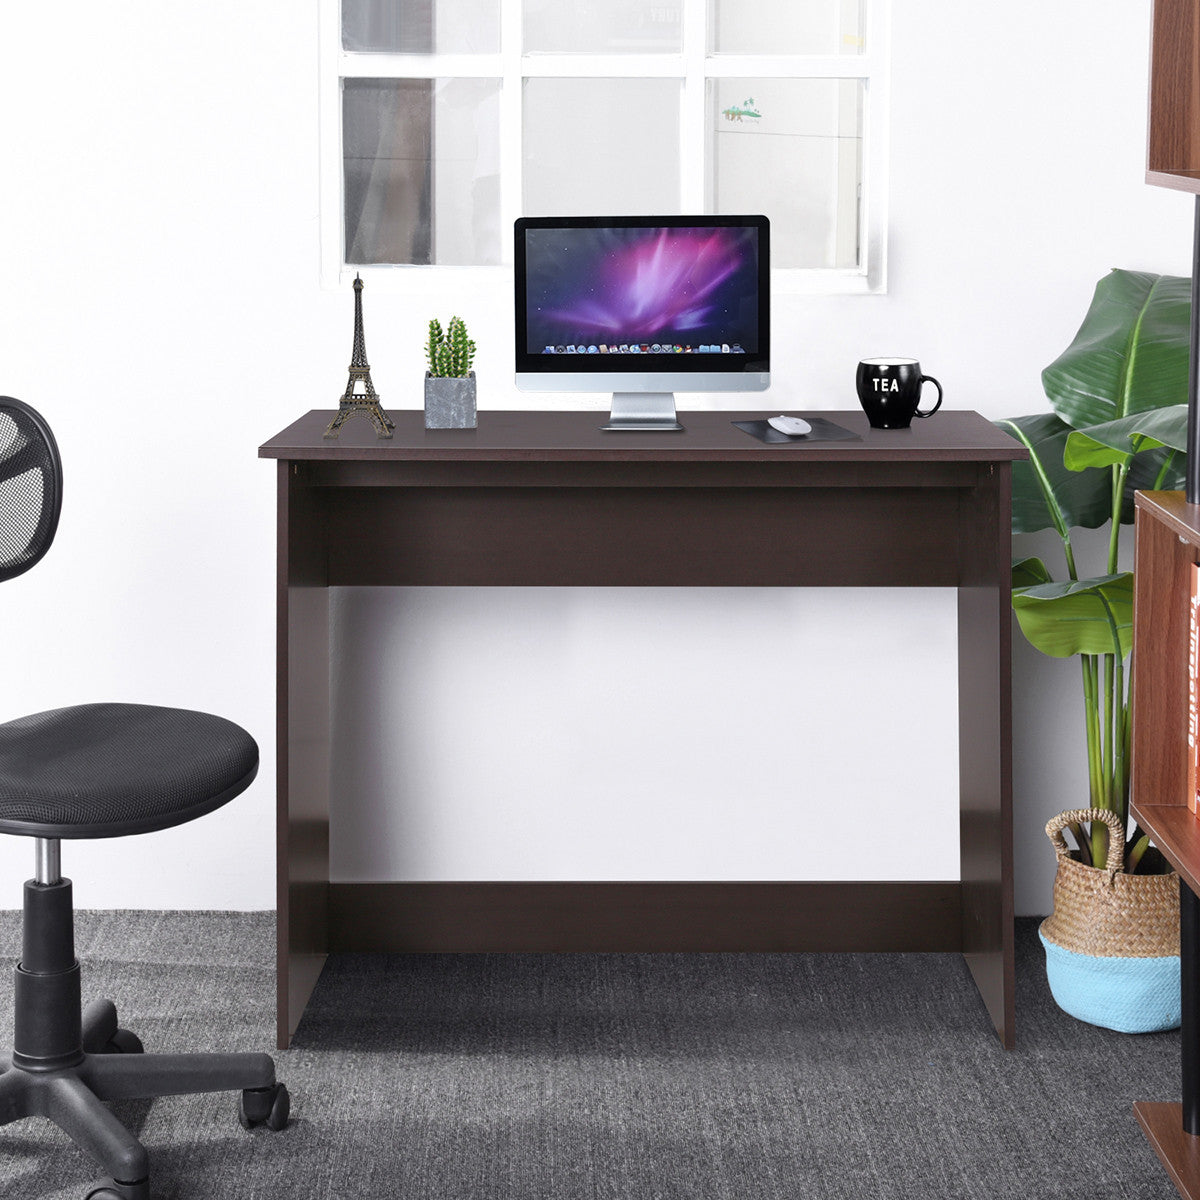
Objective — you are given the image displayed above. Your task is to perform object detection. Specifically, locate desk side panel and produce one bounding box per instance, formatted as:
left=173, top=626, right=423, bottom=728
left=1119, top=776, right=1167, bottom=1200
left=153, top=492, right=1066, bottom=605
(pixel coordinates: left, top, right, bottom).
left=278, top=463, right=331, bottom=1048
left=957, top=463, right=1015, bottom=1049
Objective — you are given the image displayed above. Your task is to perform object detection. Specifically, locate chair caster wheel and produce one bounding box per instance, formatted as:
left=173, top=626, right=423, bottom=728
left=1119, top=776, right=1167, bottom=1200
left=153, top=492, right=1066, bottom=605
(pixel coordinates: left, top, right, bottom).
left=104, top=1028, right=144, bottom=1055
left=239, top=1081, right=289, bottom=1131
left=85, top=1178, right=148, bottom=1200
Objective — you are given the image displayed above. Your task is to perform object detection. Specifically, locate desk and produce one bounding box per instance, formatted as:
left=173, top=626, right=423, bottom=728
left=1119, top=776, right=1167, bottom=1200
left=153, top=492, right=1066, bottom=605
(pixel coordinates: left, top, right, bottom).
left=260, top=408, right=1026, bottom=1050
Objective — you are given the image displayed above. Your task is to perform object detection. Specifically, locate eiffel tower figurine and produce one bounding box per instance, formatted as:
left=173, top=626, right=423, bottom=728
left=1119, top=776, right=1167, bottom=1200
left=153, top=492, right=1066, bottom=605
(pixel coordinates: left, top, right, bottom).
left=324, top=274, right=395, bottom=439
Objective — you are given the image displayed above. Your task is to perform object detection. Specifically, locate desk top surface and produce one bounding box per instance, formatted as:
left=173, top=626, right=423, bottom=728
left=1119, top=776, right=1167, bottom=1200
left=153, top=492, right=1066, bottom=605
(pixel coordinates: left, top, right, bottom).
left=260, top=408, right=1026, bottom=463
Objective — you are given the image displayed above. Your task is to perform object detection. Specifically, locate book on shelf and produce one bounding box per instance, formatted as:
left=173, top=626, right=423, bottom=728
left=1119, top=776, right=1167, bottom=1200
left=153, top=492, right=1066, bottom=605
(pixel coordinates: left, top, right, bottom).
left=1190, top=561, right=1200, bottom=814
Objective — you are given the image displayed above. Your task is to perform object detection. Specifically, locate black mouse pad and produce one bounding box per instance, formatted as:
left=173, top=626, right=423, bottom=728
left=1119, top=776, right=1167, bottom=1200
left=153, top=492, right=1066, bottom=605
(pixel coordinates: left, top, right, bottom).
left=732, top=417, right=860, bottom=444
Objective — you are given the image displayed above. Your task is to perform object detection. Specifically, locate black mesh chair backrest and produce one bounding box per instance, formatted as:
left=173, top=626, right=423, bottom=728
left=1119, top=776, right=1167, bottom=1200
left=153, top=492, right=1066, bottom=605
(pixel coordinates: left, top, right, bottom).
left=0, top=398, right=62, bottom=583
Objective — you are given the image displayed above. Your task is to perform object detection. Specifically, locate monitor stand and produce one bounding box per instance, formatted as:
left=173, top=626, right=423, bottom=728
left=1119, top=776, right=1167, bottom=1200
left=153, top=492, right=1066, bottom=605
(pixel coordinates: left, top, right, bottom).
left=601, top=392, right=684, bottom=432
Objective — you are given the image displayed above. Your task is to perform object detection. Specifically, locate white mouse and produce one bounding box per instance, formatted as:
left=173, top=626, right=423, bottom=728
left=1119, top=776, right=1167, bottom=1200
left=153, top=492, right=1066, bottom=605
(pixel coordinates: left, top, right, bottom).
left=767, top=415, right=812, bottom=437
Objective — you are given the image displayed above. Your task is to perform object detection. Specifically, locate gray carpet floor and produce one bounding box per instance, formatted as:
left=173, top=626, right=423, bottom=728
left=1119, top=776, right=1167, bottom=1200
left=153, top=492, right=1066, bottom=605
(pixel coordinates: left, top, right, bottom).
left=0, top=912, right=1185, bottom=1199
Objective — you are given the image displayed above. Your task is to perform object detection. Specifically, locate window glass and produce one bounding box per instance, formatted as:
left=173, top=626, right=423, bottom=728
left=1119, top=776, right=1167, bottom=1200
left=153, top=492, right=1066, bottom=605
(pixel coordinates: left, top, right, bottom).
left=524, top=0, right=682, bottom=54
left=523, top=77, right=681, bottom=215
left=342, top=0, right=501, bottom=54
left=710, top=0, right=864, bottom=55
left=344, top=77, right=501, bottom=265
left=329, top=0, right=884, bottom=284
left=708, top=78, right=862, bottom=269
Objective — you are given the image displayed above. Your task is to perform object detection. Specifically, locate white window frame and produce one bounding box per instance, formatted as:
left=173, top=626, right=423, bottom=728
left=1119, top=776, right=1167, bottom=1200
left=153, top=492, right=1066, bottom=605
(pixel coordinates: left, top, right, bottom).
left=318, top=0, right=889, bottom=294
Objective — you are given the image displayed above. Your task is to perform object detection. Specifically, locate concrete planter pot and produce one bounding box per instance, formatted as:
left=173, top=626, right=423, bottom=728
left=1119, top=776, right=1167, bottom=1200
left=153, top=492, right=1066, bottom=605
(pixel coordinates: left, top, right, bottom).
left=424, top=371, right=477, bottom=429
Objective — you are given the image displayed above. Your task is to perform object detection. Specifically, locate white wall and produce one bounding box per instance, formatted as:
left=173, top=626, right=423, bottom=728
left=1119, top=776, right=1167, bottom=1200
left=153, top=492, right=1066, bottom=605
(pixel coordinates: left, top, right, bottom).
left=0, top=0, right=1190, bottom=913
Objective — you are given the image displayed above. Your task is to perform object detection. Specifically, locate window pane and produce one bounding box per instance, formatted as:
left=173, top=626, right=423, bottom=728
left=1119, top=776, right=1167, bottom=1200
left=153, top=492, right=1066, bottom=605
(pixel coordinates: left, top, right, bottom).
left=343, top=78, right=501, bottom=265
left=342, top=0, right=500, bottom=54
left=710, top=0, right=864, bottom=55
left=708, top=79, right=863, bottom=269
left=524, top=0, right=682, bottom=54
left=523, top=78, right=680, bottom=215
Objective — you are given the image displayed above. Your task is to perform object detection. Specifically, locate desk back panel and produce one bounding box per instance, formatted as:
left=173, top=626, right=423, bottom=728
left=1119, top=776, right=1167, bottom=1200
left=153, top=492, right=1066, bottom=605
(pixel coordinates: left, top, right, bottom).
left=317, top=484, right=968, bottom=588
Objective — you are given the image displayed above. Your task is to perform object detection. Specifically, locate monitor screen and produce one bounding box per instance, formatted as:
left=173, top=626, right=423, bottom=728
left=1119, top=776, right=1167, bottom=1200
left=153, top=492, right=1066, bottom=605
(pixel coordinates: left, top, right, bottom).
left=515, top=216, right=768, bottom=376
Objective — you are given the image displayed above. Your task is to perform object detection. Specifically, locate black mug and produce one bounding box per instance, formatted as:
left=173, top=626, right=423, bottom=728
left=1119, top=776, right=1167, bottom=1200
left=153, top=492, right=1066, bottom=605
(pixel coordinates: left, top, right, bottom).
left=856, top=358, right=943, bottom=429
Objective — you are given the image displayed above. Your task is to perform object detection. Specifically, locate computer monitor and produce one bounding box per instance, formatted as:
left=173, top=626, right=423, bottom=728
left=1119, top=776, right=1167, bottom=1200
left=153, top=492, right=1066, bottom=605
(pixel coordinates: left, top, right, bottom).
left=514, top=215, right=770, bottom=430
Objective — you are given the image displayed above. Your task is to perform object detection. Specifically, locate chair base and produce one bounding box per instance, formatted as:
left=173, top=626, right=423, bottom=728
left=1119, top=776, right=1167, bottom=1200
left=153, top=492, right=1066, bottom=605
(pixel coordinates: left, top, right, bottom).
left=0, top=997, right=279, bottom=1199
left=4, top=869, right=286, bottom=1199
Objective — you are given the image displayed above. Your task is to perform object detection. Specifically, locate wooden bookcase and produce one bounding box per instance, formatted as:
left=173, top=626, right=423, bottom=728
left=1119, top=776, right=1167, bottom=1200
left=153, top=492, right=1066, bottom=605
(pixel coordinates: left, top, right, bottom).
left=1129, top=497, right=1200, bottom=1199
left=1131, top=492, right=1200, bottom=866
left=1133, top=3, right=1200, bottom=1190
left=1147, top=0, right=1200, bottom=193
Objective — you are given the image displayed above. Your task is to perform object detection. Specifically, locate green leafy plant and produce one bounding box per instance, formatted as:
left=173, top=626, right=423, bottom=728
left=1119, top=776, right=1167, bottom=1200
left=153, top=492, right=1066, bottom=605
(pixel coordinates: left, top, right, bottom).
left=426, top=316, right=476, bottom=378
left=997, top=269, right=1191, bottom=873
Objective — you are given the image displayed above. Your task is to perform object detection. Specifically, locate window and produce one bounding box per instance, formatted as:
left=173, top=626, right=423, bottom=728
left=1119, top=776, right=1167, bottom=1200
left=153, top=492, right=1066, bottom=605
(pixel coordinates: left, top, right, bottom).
left=320, top=0, right=889, bottom=291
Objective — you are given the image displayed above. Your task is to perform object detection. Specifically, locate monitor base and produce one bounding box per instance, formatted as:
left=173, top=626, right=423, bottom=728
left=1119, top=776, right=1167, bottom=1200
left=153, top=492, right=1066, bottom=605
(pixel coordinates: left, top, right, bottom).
left=601, top=392, right=684, bottom=432
left=601, top=420, right=685, bottom=431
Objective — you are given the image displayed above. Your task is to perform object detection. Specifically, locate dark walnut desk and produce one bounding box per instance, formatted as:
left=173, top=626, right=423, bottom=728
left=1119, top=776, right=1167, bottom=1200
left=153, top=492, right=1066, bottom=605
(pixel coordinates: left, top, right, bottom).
left=260, top=408, right=1026, bottom=1050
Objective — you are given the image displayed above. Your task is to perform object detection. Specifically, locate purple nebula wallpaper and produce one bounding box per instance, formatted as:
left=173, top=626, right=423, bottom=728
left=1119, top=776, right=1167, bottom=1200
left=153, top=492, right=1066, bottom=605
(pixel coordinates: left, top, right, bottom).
left=524, top=225, right=760, bottom=356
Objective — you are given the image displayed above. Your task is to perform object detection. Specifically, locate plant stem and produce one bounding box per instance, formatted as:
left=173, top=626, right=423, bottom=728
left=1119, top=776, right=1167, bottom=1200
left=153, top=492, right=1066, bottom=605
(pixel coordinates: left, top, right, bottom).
left=1089, top=651, right=1114, bottom=869
left=1062, top=537, right=1079, bottom=581
left=1070, top=465, right=1130, bottom=867
left=1067, top=821, right=1093, bottom=866
left=1107, top=462, right=1129, bottom=576
left=1121, top=663, right=1132, bottom=803
left=1082, top=654, right=1103, bottom=809
left=1127, top=832, right=1149, bottom=873
left=1102, top=652, right=1114, bottom=808
left=1153, top=449, right=1178, bottom=491
left=1082, top=652, right=1109, bottom=868
left=1113, top=656, right=1127, bottom=823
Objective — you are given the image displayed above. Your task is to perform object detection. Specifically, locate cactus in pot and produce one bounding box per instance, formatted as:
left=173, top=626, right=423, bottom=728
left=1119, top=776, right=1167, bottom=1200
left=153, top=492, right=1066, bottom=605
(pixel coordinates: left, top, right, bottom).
left=424, top=316, right=477, bottom=429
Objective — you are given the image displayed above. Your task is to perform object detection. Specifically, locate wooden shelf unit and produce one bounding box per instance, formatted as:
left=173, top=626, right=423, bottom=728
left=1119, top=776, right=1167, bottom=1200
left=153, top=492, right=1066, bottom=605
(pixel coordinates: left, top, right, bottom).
left=1135, top=1103, right=1200, bottom=1200
left=1131, top=493, right=1200, bottom=832
left=1148, top=0, right=1200, bottom=192
left=1131, top=493, right=1200, bottom=1197
left=1135, top=1, right=1200, bottom=1189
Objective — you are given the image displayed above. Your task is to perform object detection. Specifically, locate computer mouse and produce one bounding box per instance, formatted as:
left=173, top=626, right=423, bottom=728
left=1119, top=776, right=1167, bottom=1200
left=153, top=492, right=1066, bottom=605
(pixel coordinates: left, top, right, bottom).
left=767, top=415, right=812, bottom=437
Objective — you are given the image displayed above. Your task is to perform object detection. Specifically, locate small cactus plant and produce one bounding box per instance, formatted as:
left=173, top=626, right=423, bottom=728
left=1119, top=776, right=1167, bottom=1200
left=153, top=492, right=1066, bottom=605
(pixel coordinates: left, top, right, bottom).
left=426, top=316, right=476, bottom=378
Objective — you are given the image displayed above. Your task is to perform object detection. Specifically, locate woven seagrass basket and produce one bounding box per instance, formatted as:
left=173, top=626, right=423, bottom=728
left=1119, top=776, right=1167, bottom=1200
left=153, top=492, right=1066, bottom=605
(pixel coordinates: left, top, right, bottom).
left=1039, top=808, right=1180, bottom=1033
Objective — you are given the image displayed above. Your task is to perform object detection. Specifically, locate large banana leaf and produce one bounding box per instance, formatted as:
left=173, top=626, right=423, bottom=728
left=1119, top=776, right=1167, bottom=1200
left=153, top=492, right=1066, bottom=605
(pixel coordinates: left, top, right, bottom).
left=1063, top=405, right=1189, bottom=523
left=1012, top=557, right=1051, bottom=588
left=1041, top=270, right=1190, bottom=429
left=1011, top=573, right=1133, bottom=658
left=995, top=413, right=1113, bottom=534
left=1123, top=444, right=1188, bottom=521
left=1063, top=404, right=1189, bottom=470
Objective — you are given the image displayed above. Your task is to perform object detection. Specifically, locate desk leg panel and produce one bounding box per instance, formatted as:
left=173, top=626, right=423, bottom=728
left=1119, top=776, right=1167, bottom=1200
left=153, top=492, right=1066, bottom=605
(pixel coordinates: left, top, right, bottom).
left=278, top=465, right=331, bottom=1049
left=957, top=467, right=1016, bottom=1049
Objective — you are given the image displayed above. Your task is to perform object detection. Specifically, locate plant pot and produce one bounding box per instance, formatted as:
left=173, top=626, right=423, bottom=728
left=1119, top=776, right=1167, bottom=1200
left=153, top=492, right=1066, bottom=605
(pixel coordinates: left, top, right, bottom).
left=424, top=371, right=476, bottom=430
left=1039, top=808, right=1180, bottom=1033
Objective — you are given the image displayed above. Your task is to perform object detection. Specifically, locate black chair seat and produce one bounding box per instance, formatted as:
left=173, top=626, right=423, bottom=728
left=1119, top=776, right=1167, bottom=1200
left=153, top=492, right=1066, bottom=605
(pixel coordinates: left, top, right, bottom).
left=0, top=703, right=258, bottom=839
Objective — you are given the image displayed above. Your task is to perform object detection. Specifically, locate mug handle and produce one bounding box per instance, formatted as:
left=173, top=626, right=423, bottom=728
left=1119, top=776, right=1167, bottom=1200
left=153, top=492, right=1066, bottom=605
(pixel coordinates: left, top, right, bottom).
left=915, top=375, right=943, bottom=418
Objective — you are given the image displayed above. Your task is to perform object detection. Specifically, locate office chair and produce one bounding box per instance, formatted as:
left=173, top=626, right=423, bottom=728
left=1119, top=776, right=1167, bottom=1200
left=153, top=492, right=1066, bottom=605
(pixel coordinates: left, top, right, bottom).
left=0, top=397, right=288, bottom=1200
